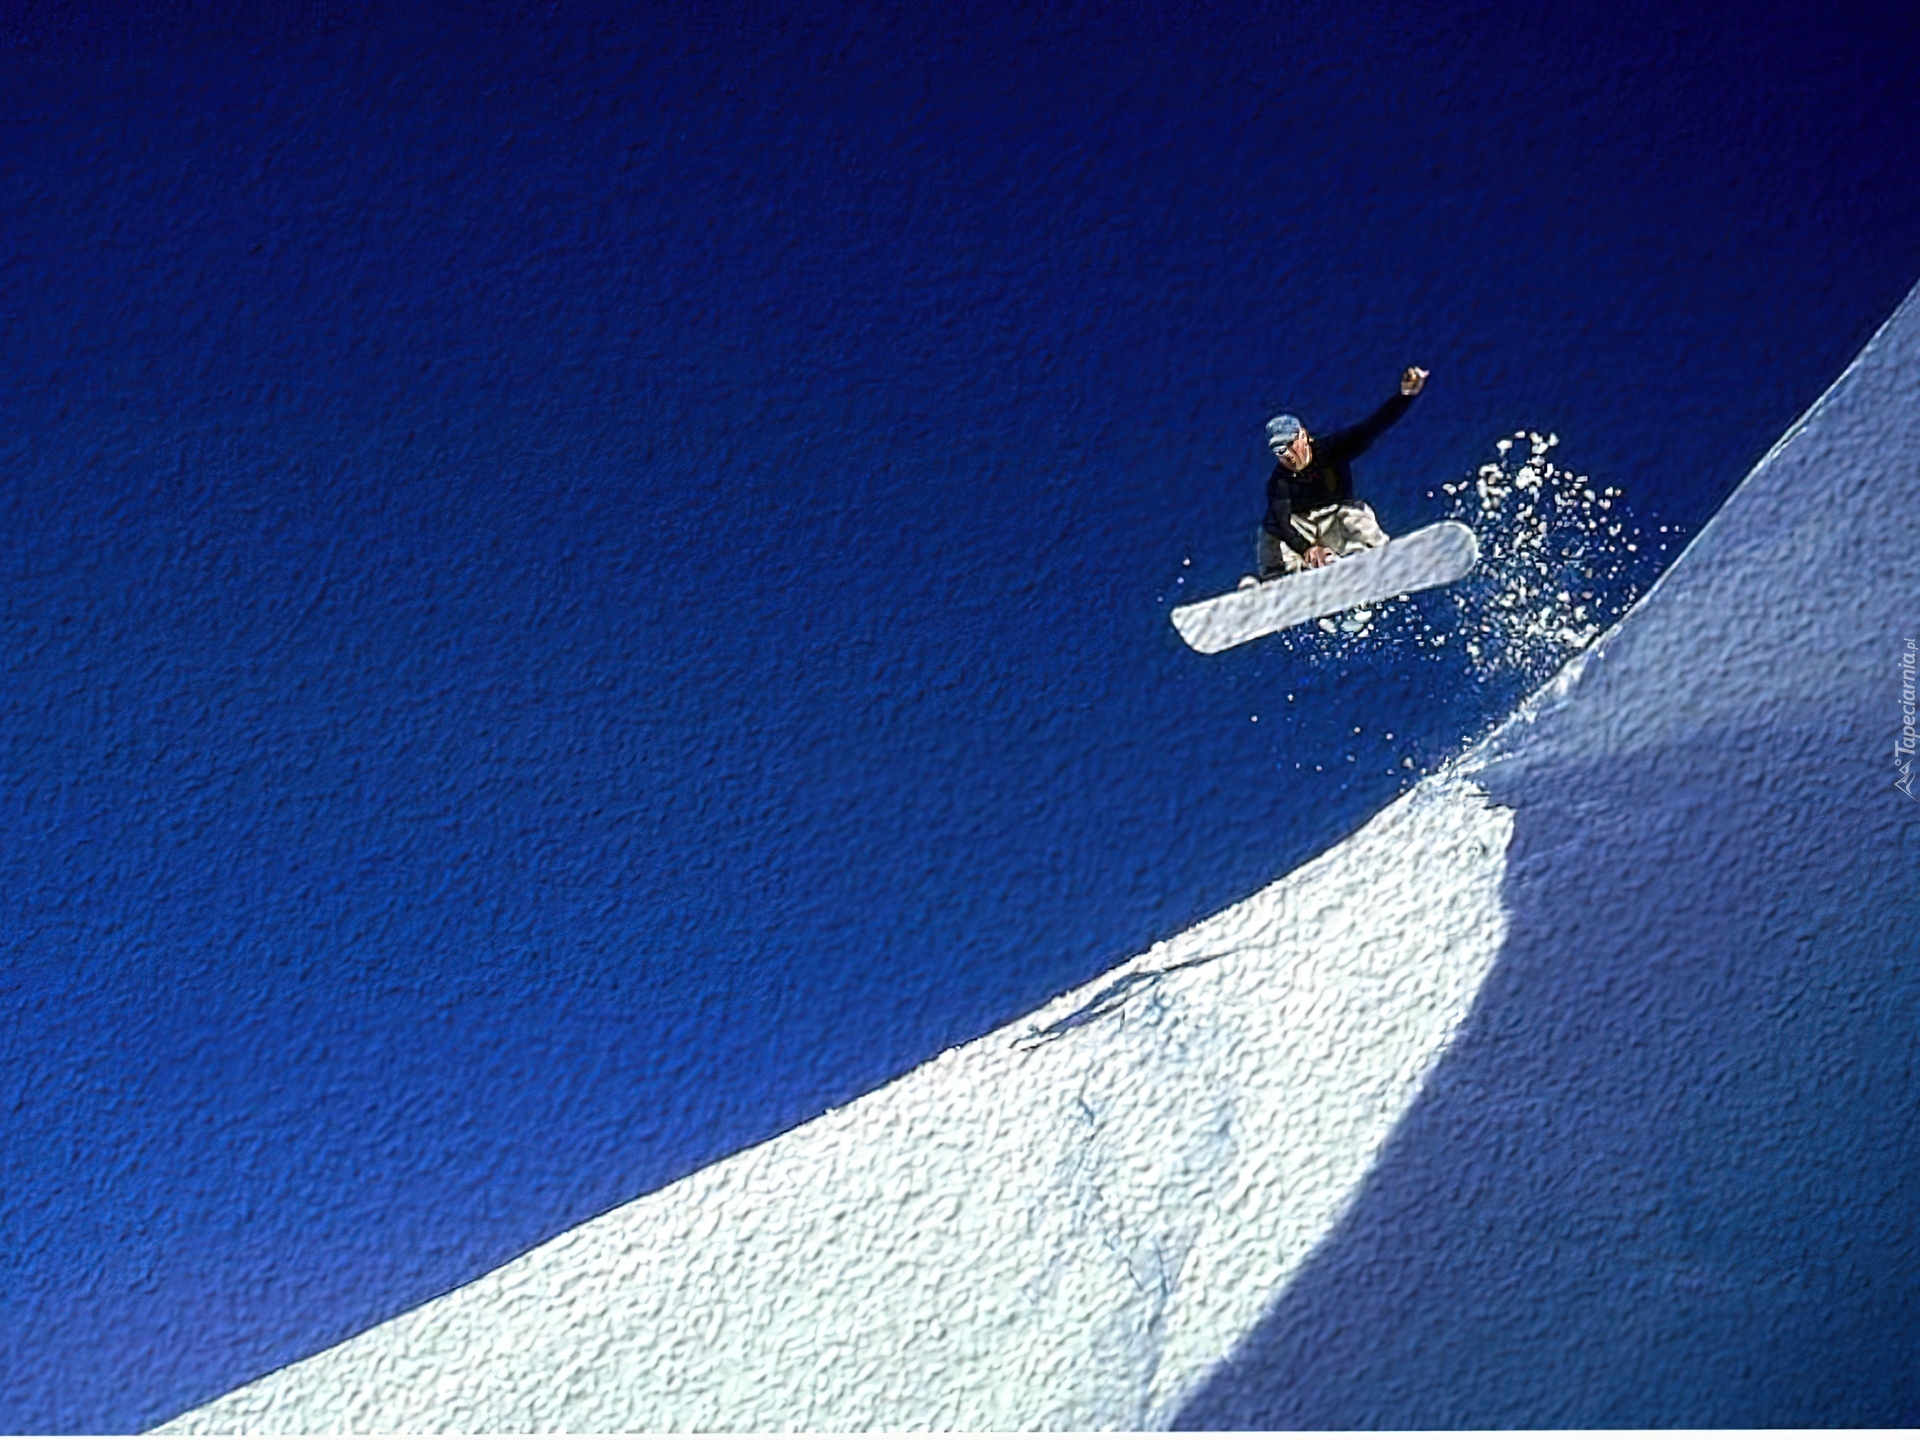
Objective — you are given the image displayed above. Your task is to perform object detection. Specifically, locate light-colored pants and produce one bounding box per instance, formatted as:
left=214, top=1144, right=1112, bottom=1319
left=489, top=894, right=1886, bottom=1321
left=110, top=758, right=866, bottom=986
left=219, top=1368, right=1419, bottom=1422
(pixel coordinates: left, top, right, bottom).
left=1258, top=502, right=1389, bottom=578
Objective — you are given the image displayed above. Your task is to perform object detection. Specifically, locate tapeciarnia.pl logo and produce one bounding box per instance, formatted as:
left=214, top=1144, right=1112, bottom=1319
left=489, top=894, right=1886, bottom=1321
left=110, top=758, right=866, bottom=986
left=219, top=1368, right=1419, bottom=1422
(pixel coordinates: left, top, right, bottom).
left=1898, top=637, right=1917, bottom=802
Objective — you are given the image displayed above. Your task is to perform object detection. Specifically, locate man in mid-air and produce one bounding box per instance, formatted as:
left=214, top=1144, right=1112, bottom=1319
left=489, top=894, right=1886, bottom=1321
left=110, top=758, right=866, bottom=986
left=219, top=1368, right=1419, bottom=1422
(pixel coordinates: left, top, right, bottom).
left=1251, top=365, right=1429, bottom=584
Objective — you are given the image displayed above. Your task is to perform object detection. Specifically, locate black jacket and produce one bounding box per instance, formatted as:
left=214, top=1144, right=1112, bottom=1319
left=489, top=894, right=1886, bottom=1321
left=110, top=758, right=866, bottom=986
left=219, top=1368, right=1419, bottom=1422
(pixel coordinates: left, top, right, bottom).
left=1262, top=390, right=1416, bottom=555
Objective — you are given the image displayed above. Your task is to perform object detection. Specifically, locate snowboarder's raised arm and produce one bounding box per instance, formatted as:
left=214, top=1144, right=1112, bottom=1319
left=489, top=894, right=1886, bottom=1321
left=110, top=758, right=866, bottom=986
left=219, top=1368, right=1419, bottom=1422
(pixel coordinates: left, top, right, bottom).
left=1327, top=366, right=1428, bottom=459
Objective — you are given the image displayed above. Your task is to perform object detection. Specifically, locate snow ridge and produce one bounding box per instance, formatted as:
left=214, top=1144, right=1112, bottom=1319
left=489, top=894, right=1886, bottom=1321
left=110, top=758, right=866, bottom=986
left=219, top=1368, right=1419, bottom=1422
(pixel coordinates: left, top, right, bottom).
left=159, top=775, right=1513, bottom=1432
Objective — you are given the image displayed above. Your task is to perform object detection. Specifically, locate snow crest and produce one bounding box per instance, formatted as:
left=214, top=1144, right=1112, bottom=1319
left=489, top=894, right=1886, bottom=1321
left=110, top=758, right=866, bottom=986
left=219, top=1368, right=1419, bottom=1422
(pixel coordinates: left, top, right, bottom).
left=156, top=776, right=1513, bottom=1434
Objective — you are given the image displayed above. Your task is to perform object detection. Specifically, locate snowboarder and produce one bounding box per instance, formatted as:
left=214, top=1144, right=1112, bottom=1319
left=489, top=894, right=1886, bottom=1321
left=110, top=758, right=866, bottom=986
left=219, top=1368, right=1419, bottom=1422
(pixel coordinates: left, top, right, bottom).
left=1252, top=365, right=1429, bottom=583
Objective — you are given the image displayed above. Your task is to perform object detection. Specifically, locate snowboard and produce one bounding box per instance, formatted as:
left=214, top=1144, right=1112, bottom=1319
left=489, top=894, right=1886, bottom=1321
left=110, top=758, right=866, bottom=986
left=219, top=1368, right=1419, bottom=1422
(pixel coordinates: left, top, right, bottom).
left=1171, top=520, right=1478, bottom=654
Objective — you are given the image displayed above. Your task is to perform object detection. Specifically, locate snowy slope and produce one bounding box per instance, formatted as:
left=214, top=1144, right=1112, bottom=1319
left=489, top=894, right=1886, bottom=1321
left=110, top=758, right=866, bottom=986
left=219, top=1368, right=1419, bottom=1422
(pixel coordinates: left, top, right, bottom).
left=154, top=774, right=1512, bottom=1432
left=158, top=280, right=1920, bottom=1432
left=1177, top=287, right=1920, bottom=1426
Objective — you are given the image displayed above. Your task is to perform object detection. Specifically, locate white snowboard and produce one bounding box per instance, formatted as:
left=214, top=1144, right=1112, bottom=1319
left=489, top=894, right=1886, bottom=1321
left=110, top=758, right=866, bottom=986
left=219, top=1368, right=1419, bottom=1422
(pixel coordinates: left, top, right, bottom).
left=1171, top=521, right=1479, bottom=654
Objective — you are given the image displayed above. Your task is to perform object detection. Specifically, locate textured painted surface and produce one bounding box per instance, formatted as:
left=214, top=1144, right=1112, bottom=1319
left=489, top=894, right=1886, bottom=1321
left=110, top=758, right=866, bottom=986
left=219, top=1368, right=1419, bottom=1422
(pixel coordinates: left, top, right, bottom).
left=5, top=2, right=1920, bottom=1432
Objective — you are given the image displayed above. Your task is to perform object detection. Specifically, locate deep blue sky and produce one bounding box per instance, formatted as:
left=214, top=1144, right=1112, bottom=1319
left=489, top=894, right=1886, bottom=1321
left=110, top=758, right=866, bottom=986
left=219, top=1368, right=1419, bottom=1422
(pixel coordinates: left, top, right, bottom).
left=3, top=0, right=1918, bottom=1429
